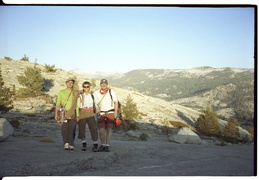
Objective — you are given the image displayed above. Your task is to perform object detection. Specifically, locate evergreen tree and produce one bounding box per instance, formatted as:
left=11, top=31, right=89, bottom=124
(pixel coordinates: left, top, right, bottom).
left=222, top=118, right=239, bottom=142
left=196, top=107, right=221, bottom=136
left=122, top=94, right=139, bottom=121
left=0, top=63, right=13, bottom=113
left=17, top=65, right=44, bottom=97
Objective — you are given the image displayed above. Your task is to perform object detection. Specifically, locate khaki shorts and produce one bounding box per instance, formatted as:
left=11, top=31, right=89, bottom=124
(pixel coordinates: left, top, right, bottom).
left=98, top=113, right=115, bottom=129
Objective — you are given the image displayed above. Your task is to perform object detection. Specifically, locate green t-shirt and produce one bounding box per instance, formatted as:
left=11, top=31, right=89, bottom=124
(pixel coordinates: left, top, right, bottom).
left=56, top=89, right=79, bottom=116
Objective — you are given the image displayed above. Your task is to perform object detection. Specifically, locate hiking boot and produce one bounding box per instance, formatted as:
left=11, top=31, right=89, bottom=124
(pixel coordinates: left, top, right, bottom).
left=69, top=145, right=75, bottom=150
left=64, top=143, right=69, bottom=150
left=92, top=144, right=98, bottom=152
left=82, top=142, right=87, bottom=151
left=104, top=146, right=110, bottom=152
left=98, top=145, right=105, bottom=152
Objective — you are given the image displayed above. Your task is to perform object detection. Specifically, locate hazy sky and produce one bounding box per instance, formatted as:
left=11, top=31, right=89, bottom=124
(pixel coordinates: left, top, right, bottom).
left=0, top=6, right=255, bottom=72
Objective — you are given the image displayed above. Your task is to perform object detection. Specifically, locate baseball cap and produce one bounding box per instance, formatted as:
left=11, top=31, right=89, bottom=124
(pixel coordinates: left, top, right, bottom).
left=100, top=79, right=108, bottom=84
left=66, top=78, right=75, bottom=83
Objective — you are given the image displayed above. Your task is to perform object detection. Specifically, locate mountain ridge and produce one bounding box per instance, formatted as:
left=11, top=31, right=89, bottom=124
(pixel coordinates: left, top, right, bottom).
left=69, top=66, right=253, bottom=79
left=70, top=68, right=123, bottom=79
left=105, top=67, right=254, bottom=127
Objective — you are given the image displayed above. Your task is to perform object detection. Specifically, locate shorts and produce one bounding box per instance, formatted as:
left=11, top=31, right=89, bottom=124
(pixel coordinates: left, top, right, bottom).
left=98, top=113, right=115, bottom=129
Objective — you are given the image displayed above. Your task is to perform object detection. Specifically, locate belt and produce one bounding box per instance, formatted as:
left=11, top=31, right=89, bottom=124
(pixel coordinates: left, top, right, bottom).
left=81, top=107, right=94, bottom=111
left=100, top=109, right=115, bottom=115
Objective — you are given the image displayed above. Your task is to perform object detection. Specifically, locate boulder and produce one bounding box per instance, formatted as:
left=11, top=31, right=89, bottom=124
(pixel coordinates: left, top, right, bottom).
left=0, top=118, right=14, bottom=141
left=168, top=127, right=201, bottom=144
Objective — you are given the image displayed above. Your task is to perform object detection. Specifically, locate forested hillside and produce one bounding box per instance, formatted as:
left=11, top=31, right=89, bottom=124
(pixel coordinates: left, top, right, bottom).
left=108, top=67, right=254, bottom=123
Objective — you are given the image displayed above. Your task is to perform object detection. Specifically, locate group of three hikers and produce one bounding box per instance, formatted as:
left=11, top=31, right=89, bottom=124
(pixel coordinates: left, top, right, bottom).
left=54, top=78, right=118, bottom=152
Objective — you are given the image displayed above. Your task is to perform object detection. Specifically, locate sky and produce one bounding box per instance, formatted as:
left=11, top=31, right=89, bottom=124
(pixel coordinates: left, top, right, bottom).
left=0, top=5, right=255, bottom=73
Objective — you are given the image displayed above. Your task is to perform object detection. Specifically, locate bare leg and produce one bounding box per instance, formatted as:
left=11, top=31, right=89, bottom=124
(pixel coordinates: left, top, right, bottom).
left=99, top=127, right=105, bottom=144
left=106, top=128, right=112, bottom=145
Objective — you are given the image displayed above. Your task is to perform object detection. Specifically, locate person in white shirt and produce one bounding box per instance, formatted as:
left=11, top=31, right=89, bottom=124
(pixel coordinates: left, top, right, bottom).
left=94, top=79, right=118, bottom=152
left=78, top=81, right=98, bottom=152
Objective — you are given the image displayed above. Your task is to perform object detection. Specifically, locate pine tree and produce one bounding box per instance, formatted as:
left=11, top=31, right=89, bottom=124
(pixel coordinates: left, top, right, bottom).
left=0, top=63, right=13, bottom=113
left=223, top=118, right=239, bottom=142
left=17, top=65, right=44, bottom=97
left=196, top=107, right=221, bottom=136
left=122, top=94, right=139, bottom=121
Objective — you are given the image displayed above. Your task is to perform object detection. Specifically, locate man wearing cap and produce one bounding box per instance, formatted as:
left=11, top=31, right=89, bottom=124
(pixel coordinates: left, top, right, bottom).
left=94, top=79, right=118, bottom=152
left=55, top=78, right=79, bottom=150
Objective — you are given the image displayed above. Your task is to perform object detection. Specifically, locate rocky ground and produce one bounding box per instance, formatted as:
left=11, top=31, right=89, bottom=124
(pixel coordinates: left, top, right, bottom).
left=0, top=122, right=255, bottom=178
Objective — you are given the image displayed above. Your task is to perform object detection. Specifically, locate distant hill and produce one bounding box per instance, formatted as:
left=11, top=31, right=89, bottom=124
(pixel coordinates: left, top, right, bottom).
left=106, top=67, right=254, bottom=124
left=70, top=68, right=123, bottom=79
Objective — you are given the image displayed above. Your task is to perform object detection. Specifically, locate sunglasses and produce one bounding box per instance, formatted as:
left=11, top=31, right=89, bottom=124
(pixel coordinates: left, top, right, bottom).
left=83, top=85, right=90, bottom=88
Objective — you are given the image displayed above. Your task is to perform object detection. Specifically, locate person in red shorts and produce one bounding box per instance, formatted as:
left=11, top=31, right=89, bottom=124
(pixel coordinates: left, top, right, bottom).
left=94, top=79, right=118, bottom=152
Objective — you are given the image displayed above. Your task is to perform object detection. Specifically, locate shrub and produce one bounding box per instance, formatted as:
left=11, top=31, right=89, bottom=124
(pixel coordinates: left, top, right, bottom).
left=9, top=119, right=20, bottom=128
left=139, top=132, right=148, bottom=141
left=44, top=64, right=56, bottom=72
left=20, top=54, right=29, bottom=61
left=121, top=120, right=139, bottom=131
left=4, top=56, right=12, bottom=61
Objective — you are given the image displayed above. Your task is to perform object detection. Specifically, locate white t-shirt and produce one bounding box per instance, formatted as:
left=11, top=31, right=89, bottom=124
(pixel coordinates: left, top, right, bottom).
left=94, top=89, right=118, bottom=111
left=78, top=93, right=94, bottom=108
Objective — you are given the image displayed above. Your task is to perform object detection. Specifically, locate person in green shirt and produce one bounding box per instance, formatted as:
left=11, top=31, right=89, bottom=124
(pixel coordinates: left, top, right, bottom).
left=55, top=78, right=79, bottom=150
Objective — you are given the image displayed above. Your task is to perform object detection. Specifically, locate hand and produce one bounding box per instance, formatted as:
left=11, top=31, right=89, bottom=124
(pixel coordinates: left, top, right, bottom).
left=114, top=112, right=117, bottom=119
left=55, top=114, right=58, bottom=121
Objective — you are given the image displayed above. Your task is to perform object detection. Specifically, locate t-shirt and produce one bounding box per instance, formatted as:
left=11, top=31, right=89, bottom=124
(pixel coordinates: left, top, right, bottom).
left=78, top=93, right=94, bottom=108
left=94, top=89, right=118, bottom=111
left=56, top=89, right=79, bottom=116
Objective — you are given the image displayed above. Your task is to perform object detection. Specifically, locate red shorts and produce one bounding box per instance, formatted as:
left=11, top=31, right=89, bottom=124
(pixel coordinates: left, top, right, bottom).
left=98, top=113, right=115, bottom=129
